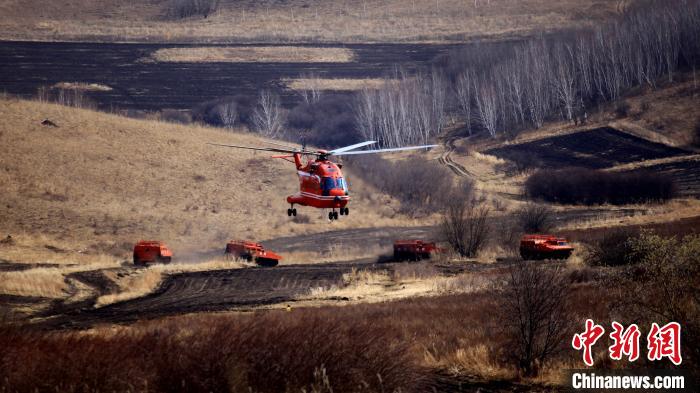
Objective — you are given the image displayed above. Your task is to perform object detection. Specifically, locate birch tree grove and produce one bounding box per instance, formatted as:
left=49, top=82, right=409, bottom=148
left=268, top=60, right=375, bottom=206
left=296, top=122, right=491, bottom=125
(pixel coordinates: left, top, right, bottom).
left=353, top=68, right=447, bottom=147
left=438, top=0, right=700, bottom=139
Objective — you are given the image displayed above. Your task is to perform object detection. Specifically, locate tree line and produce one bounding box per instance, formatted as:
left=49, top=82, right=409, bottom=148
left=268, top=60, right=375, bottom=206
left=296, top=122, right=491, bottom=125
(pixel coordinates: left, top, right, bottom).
left=351, top=0, right=700, bottom=145
left=354, top=68, right=447, bottom=147
left=192, top=1, right=699, bottom=149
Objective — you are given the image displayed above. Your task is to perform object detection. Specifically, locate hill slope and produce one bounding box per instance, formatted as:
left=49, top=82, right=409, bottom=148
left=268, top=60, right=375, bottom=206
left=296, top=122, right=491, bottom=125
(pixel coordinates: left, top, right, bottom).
left=0, top=98, right=407, bottom=262
left=0, top=0, right=625, bottom=43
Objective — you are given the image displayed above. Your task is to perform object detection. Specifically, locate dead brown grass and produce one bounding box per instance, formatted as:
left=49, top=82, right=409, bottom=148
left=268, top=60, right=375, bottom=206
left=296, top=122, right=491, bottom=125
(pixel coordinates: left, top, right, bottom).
left=303, top=265, right=494, bottom=304
left=0, top=282, right=613, bottom=391
left=285, top=77, right=389, bottom=91
left=51, top=82, right=113, bottom=92
left=612, top=80, right=700, bottom=147
left=282, top=243, right=386, bottom=265
left=149, top=46, right=355, bottom=63
left=0, top=0, right=622, bottom=43
left=0, top=260, right=120, bottom=298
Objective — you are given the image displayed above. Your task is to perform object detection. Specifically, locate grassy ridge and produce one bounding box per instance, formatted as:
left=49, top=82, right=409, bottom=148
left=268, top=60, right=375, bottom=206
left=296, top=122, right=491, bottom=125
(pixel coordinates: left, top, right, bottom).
left=0, top=0, right=622, bottom=43
left=0, top=98, right=408, bottom=264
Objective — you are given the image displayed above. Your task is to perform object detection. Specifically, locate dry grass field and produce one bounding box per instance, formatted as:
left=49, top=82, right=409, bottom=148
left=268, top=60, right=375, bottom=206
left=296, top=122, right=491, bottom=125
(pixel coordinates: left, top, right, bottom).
left=148, top=46, right=356, bottom=63
left=0, top=0, right=625, bottom=43
left=0, top=97, right=419, bottom=266
left=284, top=77, right=389, bottom=91
left=0, top=280, right=614, bottom=391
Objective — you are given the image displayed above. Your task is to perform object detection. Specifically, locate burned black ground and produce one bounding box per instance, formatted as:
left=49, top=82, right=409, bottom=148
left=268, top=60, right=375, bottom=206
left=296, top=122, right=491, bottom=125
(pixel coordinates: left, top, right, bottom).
left=485, top=127, right=689, bottom=169
left=0, top=41, right=461, bottom=111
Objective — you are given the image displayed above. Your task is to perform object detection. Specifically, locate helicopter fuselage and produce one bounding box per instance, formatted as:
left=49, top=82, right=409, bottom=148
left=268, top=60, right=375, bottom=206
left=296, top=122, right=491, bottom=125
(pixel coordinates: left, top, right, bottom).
left=286, top=153, right=350, bottom=209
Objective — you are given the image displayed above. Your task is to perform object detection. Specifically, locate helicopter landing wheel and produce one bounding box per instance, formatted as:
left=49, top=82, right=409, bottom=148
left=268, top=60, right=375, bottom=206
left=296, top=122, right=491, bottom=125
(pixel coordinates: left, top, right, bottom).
left=339, top=208, right=344, bottom=216
left=328, top=211, right=334, bottom=220
left=333, top=211, right=339, bottom=220
left=343, top=207, right=349, bottom=216
left=292, top=208, right=297, bottom=216
left=287, top=208, right=292, bottom=217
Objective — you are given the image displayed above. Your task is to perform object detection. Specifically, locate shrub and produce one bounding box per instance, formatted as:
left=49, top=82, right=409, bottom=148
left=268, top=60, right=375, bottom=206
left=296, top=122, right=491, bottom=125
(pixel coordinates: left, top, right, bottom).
left=585, top=228, right=639, bottom=266
left=348, top=155, right=466, bottom=216
left=0, top=311, right=419, bottom=393
left=440, top=199, right=490, bottom=257
left=493, top=216, right=523, bottom=255
left=516, top=203, right=554, bottom=233
left=525, top=168, right=677, bottom=205
left=615, top=100, right=631, bottom=118
left=611, top=232, right=700, bottom=369
left=498, top=263, right=572, bottom=377
left=167, top=0, right=217, bottom=19
left=36, top=86, right=96, bottom=110
left=192, top=95, right=253, bottom=128
left=159, top=109, right=191, bottom=124
left=287, top=94, right=361, bottom=148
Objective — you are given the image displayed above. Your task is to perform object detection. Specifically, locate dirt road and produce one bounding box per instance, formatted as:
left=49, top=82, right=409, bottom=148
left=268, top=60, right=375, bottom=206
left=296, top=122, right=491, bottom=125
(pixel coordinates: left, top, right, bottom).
left=27, top=205, right=643, bottom=330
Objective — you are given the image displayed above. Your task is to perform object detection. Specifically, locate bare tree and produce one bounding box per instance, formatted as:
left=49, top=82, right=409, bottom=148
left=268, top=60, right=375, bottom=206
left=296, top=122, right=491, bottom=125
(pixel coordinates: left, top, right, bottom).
left=502, top=58, right=526, bottom=126
left=552, top=43, right=577, bottom=121
left=522, top=40, right=551, bottom=129
left=473, top=74, right=498, bottom=137
left=297, top=72, right=323, bottom=104
left=214, top=101, right=238, bottom=129
left=429, top=69, right=447, bottom=139
left=354, top=88, right=377, bottom=142
left=440, top=198, right=490, bottom=257
left=252, top=90, right=284, bottom=138
left=516, top=203, right=554, bottom=233
left=499, top=262, right=572, bottom=376
left=574, top=35, right=594, bottom=100
left=455, top=69, right=474, bottom=134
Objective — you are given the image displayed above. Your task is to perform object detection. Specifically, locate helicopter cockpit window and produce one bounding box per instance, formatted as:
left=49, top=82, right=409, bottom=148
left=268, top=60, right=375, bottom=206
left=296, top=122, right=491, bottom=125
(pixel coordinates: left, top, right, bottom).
left=337, top=177, right=348, bottom=192
left=322, top=177, right=335, bottom=191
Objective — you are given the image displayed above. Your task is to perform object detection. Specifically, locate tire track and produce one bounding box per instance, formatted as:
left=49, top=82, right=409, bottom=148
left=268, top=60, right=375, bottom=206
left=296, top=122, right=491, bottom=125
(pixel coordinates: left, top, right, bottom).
left=35, top=263, right=368, bottom=329
left=437, top=135, right=474, bottom=178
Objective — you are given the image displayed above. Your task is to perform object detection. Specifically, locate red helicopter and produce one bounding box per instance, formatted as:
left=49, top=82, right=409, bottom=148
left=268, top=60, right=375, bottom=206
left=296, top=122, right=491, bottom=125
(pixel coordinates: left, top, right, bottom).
left=209, top=140, right=437, bottom=220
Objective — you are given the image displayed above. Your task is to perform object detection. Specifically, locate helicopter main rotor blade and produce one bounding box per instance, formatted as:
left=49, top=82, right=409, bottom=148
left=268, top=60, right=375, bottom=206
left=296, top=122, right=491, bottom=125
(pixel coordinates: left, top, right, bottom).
left=262, top=140, right=301, bottom=150
left=329, top=141, right=377, bottom=154
left=207, top=142, right=301, bottom=154
left=332, top=144, right=439, bottom=156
